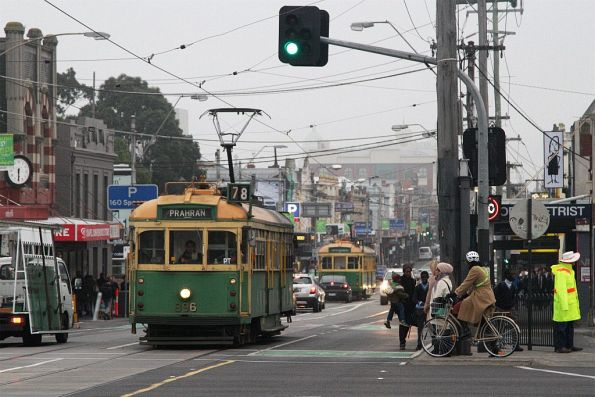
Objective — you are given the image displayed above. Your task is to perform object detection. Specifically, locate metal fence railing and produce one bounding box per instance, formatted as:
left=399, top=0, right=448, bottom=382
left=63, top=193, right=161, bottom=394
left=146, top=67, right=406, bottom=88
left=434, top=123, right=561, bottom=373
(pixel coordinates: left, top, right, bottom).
left=516, top=292, right=554, bottom=348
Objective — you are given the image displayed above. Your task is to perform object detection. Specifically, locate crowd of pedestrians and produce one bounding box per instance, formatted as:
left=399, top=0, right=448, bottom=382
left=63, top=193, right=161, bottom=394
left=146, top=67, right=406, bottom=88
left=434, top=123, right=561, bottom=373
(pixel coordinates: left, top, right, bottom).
left=71, top=272, right=128, bottom=320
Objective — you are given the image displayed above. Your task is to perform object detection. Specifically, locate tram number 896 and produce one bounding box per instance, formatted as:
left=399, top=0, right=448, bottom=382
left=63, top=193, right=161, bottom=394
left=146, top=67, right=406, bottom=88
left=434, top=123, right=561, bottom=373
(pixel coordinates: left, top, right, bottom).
left=175, top=302, right=197, bottom=312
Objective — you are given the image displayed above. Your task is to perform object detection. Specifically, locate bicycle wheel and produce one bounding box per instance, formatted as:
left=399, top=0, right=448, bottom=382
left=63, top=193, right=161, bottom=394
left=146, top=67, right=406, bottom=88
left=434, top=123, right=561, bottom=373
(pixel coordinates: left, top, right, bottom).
left=480, top=316, right=519, bottom=357
left=421, top=317, right=458, bottom=357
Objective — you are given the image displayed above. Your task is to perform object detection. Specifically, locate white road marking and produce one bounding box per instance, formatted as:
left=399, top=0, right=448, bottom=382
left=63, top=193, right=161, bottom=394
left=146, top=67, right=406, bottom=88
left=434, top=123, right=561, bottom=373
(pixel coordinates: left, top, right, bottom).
left=410, top=349, right=424, bottom=359
left=246, top=334, right=318, bottom=356
left=194, top=357, right=408, bottom=365
left=106, top=342, right=139, bottom=350
left=0, top=358, right=63, bottom=373
left=516, top=366, right=595, bottom=380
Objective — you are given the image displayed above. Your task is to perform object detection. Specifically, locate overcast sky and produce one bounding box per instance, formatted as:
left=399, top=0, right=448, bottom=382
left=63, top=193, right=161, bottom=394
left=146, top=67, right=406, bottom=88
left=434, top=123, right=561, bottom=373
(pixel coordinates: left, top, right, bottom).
left=3, top=0, right=595, bottom=184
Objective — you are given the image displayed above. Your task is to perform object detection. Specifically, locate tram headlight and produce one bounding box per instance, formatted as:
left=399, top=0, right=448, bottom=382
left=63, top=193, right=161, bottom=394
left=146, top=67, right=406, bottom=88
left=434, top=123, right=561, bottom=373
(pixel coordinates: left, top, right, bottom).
left=179, top=288, right=192, bottom=300
left=230, top=278, right=237, bottom=285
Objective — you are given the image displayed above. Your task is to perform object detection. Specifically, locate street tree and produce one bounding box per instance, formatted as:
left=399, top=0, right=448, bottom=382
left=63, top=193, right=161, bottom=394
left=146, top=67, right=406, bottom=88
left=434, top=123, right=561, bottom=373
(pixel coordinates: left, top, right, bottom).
left=79, top=74, right=201, bottom=189
left=56, top=67, right=92, bottom=119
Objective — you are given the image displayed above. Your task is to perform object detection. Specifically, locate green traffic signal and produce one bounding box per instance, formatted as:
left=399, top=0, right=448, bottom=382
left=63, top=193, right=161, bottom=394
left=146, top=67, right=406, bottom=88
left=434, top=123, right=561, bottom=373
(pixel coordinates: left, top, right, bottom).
left=284, top=41, right=299, bottom=56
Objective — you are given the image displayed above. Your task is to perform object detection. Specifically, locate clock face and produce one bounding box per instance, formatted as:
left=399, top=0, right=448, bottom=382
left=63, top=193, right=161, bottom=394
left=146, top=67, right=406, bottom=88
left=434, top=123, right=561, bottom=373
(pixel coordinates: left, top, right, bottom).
left=6, top=155, right=32, bottom=187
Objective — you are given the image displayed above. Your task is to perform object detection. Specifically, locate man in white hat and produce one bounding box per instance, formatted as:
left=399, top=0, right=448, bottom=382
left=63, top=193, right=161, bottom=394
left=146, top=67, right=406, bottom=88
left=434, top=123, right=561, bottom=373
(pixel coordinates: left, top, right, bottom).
left=551, top=251, right=582, bottom=353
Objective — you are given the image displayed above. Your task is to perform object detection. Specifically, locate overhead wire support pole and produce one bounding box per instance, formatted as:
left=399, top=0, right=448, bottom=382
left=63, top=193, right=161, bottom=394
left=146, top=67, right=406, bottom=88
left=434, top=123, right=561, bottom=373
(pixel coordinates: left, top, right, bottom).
left=319, top=36, right=491, bottom=260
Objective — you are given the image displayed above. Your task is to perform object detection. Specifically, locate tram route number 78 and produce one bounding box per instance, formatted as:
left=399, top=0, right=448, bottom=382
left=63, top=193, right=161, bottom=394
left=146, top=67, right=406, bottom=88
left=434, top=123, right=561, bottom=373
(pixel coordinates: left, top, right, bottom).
left=227, top=183, right=251, bottom=203
left=175, top=302, right=197, bottom=312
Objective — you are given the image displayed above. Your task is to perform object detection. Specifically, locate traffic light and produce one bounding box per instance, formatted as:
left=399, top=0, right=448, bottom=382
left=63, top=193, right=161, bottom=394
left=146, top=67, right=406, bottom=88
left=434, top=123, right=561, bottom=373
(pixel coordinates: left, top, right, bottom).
left=462, top=127, right=507, bottom=186
left=278, top=6, right=329, bottom=66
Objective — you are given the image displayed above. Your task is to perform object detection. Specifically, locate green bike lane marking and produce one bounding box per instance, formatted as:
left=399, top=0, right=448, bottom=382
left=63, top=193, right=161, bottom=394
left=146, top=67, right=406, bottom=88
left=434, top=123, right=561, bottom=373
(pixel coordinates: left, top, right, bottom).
left=256, top=350, right=414, bottom=359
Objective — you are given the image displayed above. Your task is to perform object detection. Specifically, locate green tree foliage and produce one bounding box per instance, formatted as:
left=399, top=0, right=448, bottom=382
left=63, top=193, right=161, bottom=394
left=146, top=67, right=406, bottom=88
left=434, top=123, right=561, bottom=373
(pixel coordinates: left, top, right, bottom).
left=56, top=67, right=92, bottom=119
left=79, top=74, right=201, bottom=190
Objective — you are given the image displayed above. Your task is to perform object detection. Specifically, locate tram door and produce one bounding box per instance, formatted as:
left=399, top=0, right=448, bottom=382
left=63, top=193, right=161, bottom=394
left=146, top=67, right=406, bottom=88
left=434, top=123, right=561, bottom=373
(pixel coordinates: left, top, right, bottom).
left=240, top=228, right=251, bottom=315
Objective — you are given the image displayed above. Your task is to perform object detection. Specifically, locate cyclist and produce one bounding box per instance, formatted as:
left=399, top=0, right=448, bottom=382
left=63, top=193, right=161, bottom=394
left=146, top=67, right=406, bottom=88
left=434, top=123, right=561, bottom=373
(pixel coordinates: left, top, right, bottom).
left=452, top=251, right=496, bottom=335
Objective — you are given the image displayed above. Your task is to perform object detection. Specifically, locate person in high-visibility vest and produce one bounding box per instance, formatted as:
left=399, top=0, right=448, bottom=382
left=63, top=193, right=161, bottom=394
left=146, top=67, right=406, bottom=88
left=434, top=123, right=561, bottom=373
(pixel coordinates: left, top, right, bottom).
left=551, top=251, right=582, bottom=353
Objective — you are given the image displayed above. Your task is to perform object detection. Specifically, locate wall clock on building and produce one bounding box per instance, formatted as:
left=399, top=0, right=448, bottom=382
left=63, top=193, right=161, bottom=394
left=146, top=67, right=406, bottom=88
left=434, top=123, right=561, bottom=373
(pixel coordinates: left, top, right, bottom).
left=6, top=155, right=33, bottom=187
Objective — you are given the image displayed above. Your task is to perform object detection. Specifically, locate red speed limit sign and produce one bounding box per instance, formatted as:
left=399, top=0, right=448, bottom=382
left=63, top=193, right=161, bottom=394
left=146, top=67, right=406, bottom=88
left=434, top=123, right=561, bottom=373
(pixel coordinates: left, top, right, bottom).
left=488, top=195, right=501, bottom=222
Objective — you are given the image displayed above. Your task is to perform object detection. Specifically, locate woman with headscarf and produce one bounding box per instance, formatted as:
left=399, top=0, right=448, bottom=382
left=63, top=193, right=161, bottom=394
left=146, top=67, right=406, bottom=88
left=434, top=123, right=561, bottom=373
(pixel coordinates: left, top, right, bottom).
left=423, top=260, right=439, bottom=316
left=425, top=262, right=454, bottom=321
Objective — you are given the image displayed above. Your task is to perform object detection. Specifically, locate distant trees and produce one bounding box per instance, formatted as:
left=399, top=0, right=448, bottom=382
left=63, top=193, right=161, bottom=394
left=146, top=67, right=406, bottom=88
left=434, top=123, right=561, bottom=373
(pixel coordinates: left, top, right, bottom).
left=56, top=70, right=201, bottom=189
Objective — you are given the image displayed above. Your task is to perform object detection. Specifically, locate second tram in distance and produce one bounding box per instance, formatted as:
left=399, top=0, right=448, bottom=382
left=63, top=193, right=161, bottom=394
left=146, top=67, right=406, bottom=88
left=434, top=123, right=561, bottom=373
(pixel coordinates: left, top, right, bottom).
left=318, top=240, right=376, bottom=301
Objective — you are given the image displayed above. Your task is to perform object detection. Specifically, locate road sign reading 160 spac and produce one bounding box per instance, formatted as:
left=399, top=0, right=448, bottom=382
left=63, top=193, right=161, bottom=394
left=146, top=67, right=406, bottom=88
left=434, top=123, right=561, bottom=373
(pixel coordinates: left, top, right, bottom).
left=108, top=184, right=158, bottom=210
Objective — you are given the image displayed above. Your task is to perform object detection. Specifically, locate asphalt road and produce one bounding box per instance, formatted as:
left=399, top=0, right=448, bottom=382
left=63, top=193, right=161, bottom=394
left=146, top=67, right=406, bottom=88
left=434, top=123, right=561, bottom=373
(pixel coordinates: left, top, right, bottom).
left=1, top=296, right=594, bottom=396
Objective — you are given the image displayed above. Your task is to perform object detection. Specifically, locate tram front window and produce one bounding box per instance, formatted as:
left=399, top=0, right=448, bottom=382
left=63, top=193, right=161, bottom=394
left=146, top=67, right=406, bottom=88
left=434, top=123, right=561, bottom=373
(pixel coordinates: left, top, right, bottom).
left=321, top=257, right=332, bottom=269
left=207, top=231, right=237, bottom=265
left=169, top=230, right=204, bottom=264
left=138, top=231, right=165, bottom=264
left=334, top=256, right=346, bottom=269
left=347, top=256, right=359, bottom=269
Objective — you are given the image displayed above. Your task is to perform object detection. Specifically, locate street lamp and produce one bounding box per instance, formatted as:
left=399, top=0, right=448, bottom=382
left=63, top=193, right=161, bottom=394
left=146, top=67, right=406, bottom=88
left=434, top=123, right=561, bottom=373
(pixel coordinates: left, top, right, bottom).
left=269, top=145, right=288, bottom=168
left=392, top=124, right=436, bottom=139
left=351, top=20, right=436, bottom=75
left=0, top=31, right=110, bottom=57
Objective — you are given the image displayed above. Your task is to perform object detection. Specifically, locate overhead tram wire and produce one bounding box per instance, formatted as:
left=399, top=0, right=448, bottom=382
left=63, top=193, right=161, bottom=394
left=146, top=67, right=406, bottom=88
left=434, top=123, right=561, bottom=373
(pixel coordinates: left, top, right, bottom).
left=148, top=134, right=433, bottom=169
left=473, top=61, right=590, bottom=162
left=146, top=1, right=327, bottom=60
left=41, top=0, right=426, bottom=177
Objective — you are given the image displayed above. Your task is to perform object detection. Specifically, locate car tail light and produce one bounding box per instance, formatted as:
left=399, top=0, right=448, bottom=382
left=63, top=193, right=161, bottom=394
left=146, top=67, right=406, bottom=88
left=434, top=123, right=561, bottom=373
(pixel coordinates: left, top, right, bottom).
left=309, top=287, right=317, bottom=294
left=342, top=283, right=348, bottom=289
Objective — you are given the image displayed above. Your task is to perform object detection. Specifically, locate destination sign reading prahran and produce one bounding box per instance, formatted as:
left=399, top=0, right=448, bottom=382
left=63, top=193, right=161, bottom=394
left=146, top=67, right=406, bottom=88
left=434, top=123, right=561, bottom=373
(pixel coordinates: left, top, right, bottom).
left=158, top=205, right=215, bottom=220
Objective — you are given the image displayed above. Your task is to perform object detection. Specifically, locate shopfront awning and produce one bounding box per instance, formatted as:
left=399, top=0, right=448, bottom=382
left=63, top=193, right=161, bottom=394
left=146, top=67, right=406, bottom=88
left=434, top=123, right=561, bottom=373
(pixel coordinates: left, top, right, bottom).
left=40, top=217, right=122, bottom=242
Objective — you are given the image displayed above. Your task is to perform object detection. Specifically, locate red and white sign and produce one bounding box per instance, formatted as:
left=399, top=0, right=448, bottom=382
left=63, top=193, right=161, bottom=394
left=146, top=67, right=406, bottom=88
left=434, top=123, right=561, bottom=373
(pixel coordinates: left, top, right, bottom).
left=54, top=223, right=121, bottom=242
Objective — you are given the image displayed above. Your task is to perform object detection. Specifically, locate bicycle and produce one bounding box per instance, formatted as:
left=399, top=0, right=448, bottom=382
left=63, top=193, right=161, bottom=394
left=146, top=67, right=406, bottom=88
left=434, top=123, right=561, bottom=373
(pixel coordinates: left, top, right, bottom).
left=420, top=300, right=520, bottom=358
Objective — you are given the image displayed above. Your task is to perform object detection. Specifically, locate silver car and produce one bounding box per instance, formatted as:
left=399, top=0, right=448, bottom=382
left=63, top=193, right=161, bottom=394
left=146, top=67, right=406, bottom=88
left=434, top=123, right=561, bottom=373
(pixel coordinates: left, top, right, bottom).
left=293, top=274, right=325, bottom=312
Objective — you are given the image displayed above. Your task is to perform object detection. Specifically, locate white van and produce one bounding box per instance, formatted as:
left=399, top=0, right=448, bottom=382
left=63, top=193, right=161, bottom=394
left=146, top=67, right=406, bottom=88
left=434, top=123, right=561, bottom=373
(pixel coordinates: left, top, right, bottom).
left=0, top=226, right=74, bottom=346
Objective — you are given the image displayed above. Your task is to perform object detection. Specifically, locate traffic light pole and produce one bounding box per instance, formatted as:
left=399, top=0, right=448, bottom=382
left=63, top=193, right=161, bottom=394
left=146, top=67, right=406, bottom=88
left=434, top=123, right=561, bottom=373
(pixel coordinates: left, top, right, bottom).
left=319, top=36, right=490, bottom=263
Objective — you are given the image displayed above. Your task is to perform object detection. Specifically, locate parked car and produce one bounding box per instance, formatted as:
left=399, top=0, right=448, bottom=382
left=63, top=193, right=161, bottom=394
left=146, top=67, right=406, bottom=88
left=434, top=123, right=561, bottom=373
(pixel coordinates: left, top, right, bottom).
left=379, top=268, right=403, bottom=305
left=319, top=274, right=352, bottom=303
left=293, top=274, right=325, bottom=312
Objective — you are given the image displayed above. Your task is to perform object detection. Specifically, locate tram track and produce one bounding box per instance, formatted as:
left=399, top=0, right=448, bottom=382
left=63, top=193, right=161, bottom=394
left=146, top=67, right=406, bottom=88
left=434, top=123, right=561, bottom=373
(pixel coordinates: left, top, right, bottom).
left=0, top=342, right=224, bottom=387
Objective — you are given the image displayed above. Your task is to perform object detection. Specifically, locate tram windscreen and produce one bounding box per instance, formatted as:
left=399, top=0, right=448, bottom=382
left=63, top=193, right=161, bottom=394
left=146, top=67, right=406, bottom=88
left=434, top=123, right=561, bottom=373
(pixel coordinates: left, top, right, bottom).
left=170, top=230, right=204, bottom=264
left=207, top=231, right=237, bottom=265
left=138, top=230, right=165, bottom=264
left=334, top=256, right=347, bottom=269
left=347, top=256, right=359, bottom=269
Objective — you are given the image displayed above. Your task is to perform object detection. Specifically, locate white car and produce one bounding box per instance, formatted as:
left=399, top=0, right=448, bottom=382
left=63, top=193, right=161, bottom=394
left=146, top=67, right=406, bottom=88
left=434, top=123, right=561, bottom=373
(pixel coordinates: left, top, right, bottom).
left=418, top=246, right=433, bottom=260
left=293, top=274, right=325, bottom=312
left=379, top=268, right=402, bottom=305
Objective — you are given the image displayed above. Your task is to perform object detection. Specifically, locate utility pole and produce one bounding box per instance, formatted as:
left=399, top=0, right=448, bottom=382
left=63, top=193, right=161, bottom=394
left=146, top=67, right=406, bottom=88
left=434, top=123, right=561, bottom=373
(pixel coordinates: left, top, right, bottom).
left=436, top=0, right=461, bottom=270
left=91, top=71, right=96, bottom=119
left=130, top=115, right=137, bottom=185
left=465, top=41, right=476, bottom=128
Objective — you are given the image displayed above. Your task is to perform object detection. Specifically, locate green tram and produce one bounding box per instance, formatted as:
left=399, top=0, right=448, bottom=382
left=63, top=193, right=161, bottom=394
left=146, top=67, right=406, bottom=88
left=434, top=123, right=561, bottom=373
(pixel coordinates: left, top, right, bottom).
left=318, top=240, right=376, bottom=300
left=128, top=182, right=294, bottom=345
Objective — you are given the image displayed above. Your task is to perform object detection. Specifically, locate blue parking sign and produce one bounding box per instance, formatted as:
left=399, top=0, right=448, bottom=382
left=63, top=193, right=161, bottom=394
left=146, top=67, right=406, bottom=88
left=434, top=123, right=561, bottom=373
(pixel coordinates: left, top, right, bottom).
left=108, top=184, right=158, bottom=210
left=284, top=202, right=300, bottom=217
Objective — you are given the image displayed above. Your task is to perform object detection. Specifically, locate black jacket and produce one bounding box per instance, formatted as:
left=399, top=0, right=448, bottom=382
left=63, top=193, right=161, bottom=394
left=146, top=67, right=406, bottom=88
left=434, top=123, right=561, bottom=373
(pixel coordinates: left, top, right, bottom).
left=494, top=280, right=517, bottom=310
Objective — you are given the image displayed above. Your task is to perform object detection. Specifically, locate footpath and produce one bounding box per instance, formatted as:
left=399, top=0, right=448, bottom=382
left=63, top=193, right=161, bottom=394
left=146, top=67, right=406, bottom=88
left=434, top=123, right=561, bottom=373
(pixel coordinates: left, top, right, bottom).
left=411, top=326, right=595, bottom=367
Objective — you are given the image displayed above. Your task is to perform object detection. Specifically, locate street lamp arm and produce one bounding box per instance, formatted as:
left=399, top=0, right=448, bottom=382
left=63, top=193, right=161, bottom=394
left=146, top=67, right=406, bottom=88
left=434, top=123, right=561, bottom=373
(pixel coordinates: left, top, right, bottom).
left=0, top=31, right=110, bottom=57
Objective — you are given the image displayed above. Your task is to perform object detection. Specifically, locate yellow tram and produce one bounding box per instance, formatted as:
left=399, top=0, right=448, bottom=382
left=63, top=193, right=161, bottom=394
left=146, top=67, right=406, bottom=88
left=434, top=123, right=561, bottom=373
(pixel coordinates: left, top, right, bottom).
left=318, top=240, right=376, bottom=300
